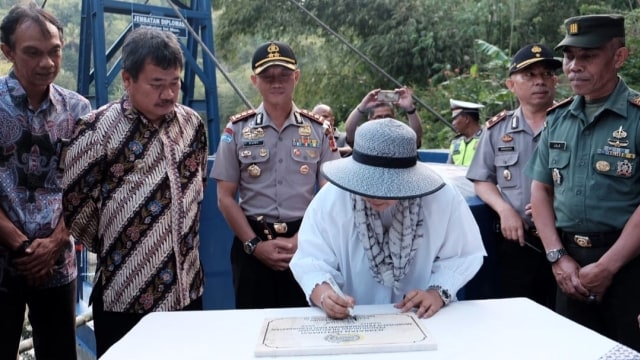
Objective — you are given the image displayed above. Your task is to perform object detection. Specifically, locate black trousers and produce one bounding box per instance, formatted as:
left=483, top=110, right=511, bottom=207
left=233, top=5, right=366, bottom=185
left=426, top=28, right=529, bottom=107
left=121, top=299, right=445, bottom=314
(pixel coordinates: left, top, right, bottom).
left=557, top=238, right=640, bottom=352
left=496, top=232, right=556, bottom=309
left=92, top=280, right=203, bottom=357
left=230, top=218, right=308, bottom=309
left=0, top=269, right=77, bottom=360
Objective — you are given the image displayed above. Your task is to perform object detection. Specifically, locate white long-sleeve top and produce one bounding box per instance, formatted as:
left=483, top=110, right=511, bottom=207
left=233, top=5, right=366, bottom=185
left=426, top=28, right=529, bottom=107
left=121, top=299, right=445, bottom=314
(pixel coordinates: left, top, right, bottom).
left=290, top=182, right=486, bottom=305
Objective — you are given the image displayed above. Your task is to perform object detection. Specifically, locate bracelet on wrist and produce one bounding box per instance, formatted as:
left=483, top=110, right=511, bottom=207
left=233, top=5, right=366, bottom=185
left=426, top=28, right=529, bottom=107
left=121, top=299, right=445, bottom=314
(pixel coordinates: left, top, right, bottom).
left=406, top=107, right=417, bottom=115
left=11, top=239, right=31, bottom=259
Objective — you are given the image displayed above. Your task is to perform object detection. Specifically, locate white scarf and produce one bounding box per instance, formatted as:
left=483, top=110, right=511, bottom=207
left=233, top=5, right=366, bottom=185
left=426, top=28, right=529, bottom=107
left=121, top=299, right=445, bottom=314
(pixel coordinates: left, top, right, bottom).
left=352, top=194, right=424, bottom=289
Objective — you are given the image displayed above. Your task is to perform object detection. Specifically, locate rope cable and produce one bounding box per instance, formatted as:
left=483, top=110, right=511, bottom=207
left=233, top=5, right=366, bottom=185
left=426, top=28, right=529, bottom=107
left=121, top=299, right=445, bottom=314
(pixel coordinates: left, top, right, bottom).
left=287, top=0, right=453, bottom=130
left=165, top=0, right=254, bottom=109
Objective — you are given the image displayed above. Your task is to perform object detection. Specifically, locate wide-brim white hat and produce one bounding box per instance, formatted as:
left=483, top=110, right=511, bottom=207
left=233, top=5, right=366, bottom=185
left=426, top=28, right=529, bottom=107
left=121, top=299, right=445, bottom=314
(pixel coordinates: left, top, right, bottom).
left=322, top=118, right=445, bottom=199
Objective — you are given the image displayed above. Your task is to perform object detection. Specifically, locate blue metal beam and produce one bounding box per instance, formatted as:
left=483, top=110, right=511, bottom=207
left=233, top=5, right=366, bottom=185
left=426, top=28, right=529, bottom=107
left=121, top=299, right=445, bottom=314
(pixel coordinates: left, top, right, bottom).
left=77, top=0, right=220, bottom=153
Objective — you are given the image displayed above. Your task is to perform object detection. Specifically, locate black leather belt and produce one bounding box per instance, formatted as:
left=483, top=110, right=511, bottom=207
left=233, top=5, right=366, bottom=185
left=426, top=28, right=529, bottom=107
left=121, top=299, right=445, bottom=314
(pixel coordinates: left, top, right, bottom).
left=247, top=217, right=302, bottom=240
left=525, top=227, right=540, bottom=238
left=560, top=230, right=622, bottom=248
left=495, top=222, right=540, bottom=238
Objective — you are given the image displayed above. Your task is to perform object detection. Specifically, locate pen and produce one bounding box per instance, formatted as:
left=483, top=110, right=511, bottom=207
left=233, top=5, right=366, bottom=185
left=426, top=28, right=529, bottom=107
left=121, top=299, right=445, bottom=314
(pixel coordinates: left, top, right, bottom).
left=325, top=277, right=356, bottom=320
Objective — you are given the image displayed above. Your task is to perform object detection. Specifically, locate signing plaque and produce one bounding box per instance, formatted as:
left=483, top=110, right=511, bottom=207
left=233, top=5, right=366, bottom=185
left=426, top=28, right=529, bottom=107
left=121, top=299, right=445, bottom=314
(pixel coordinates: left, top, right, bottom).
left=255, top=313, right=436, bottom=357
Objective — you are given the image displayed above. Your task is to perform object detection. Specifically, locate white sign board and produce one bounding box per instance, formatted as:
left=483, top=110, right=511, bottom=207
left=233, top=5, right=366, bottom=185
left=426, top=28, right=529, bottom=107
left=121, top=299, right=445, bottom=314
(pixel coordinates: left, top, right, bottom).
left=255, top=312, right=437, bottom=357
left=132, top=13, right=187, bottom=38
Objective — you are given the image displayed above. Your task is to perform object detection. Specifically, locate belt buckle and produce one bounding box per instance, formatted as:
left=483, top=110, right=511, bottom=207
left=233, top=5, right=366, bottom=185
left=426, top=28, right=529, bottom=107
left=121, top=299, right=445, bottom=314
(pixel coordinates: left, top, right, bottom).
left=273, top=222, right=288, bottom=234
left=574, top=235, right=592, bottom=248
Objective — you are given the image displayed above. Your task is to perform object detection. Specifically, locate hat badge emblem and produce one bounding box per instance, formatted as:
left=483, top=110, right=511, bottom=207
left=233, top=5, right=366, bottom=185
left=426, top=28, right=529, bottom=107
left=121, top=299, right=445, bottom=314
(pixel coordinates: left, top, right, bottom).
left=531, top=45, right=542, bottom=57
left=568, top=22, right=578, bottom=34
left=267, top=43, right=281, bottom=58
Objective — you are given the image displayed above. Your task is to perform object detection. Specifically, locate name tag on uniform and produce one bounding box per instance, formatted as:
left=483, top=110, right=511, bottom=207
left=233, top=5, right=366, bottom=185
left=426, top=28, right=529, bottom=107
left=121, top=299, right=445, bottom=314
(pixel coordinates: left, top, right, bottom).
left=550, top=141, right=566, bottom=150
left=498, top=146, right=515, bottom=152
left=243, top=140, right=264, bottom=146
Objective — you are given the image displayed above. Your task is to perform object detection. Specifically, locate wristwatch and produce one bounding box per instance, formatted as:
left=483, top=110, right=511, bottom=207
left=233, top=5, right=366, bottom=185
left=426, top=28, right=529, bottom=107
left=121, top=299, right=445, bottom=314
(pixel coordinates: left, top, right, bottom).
left=243, top=236, right=261, bottom=255
left=546, top=248, right=568, bottom=264
left=428, top=285, right=452, bottom=306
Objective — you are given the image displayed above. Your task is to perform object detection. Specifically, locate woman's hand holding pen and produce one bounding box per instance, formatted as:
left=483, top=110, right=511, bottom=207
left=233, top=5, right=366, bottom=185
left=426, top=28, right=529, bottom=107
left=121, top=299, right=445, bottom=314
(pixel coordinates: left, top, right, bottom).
left=312, top=282, right=356, bottom=320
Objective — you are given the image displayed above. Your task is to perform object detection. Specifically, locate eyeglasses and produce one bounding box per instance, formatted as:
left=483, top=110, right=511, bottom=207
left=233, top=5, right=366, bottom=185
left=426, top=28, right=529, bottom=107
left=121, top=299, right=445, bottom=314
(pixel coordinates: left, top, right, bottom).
left=516, top=70, right=556, bottom=81
left=257, top=71, right=294, bottom=84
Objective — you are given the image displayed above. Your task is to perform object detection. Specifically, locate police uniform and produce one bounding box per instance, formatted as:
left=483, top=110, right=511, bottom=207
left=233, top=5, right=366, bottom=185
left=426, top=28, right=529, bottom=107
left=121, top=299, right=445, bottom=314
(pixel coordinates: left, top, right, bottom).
left=467, top=43, right=561, bottom=308
left=213, top=105, right=337, bottom=222
left=526, top=14, right=640, bottom=351
left=449, top=130, right=482, bottom=166
left=467, top=108, right=555, bottom=307
left=448, top=99, right=484, bottom=166
left=211, top=40, right=340, bottom=309
left=212, top=104, right=339, bottom=308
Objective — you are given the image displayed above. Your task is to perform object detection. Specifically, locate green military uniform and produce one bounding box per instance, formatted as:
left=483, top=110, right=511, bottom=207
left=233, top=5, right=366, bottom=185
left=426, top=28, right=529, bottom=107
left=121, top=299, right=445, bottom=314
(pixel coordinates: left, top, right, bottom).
left=526, top=79, right=640, bottom=232
left=527, top=13, right=640, bottom=352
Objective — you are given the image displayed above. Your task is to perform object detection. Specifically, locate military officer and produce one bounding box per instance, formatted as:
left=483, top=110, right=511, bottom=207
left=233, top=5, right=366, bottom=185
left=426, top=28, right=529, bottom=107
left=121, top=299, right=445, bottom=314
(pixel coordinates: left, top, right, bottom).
left=467, top=43, right=561, bottom=308
left=447, top=99, right=484, bottom=166
left=210, top=41, right=340, bottom=309
left=527, top=14, right=640, bottom=351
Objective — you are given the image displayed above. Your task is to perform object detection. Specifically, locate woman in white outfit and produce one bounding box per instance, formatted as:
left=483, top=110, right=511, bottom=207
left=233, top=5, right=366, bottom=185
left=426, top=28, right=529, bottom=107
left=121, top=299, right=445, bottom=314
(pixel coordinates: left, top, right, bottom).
left=290, top=118, right=486, bottom=319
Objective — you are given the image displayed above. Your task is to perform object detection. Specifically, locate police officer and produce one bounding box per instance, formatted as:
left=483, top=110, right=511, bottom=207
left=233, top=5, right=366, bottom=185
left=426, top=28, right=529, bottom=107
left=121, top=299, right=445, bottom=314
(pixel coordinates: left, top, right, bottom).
left=527, top=15, right=640, bottom=351
left=447, top=99, right=484, bottom=166
left=312, top=103, right=352, bottom=157
left=467, top=44, right=561, bottom=308
left=210, top=41, right=340, bottom=309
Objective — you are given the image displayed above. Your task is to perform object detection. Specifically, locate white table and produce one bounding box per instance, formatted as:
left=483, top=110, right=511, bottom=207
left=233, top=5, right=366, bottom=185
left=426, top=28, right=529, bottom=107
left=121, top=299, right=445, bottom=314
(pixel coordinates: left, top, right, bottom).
left=101, top=298, right=635, bottom=359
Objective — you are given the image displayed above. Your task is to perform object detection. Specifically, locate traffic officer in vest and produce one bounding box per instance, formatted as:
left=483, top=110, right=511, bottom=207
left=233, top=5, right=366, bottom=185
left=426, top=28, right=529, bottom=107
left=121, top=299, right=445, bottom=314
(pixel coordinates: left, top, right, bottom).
left=447, top=99, right=484, bottom=166
left=210, top=41, right=340, bottom=309
left=467, top=43, right=561, bottom=309
left=527, top=14, right=640, bottom=351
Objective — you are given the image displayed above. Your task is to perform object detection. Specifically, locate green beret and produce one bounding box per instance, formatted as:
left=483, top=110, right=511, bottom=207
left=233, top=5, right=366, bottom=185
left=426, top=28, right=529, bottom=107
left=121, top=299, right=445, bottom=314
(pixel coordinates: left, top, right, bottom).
left=556, top=14, right=625, bottom=50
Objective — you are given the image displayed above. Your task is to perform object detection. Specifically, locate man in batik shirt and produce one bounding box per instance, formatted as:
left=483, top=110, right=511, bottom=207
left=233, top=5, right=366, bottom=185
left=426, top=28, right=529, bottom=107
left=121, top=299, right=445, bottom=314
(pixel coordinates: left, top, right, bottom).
left=0, top=4, right=91, bottom=359
left=62, top=28, right=207, bottom=357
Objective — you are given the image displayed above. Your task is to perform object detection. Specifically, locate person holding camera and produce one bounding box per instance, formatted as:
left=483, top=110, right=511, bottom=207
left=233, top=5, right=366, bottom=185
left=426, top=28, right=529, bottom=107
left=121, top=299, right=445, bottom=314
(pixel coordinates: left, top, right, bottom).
left=344, top=86, right=423, bottom=148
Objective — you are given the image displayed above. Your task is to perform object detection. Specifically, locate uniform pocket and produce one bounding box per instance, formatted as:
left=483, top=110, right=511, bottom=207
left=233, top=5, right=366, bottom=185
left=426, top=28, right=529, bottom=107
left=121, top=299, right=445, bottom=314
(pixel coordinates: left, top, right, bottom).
left=549, top=149, right=570, bottom=169
left=289, top=147, right=320, bottom=184
left=494, top=153, right=519, bottom=188
left=592, top=153, right=636, bottom=178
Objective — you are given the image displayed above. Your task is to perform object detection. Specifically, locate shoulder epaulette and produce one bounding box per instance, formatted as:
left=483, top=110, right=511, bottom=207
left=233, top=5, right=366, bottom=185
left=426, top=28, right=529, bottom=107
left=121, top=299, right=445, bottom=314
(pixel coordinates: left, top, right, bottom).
left=485, top=110, right=508, bottom=130
left=230, top=109, right=256, bottom=123
left=546, top=97, right=573, bottom=113
left=297, top=109, right=324, bottom=125
left=629, top=95, right=640, bottom=107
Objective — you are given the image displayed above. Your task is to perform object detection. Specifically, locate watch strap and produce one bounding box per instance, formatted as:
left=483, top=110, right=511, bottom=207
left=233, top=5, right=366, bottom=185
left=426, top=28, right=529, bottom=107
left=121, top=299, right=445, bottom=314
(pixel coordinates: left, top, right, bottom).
left=428, top=285, right=452, bottom=306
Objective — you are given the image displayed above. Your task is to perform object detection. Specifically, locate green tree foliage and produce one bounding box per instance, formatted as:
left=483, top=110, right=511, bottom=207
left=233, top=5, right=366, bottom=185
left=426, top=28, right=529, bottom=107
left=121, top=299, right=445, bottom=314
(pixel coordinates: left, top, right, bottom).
left=214, top=0, right=640, bottom=148
left=2, top=0, right=639, bottom=148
